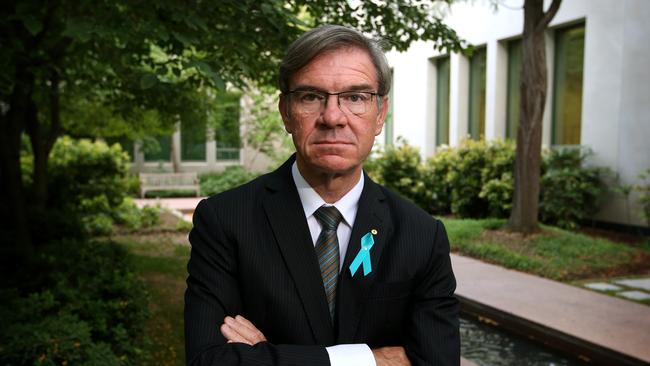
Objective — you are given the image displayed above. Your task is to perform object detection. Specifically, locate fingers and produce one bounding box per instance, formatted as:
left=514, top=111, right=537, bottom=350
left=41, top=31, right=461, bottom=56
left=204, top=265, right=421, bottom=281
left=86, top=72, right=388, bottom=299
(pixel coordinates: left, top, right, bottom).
left=220, top=315, right=267, bottom=345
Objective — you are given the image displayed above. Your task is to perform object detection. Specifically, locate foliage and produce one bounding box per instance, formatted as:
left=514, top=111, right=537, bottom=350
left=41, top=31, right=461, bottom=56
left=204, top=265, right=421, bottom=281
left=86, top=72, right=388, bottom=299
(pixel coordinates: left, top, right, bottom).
left=371, top=139, right=515, bottom=218
left=24, top=137, right=161, bottom=237
left=370, top=140, right=610, bottom=228
left=539, top=148, right=608, bottom=229
left=421, top=146, right=455, bottom=214
left=200, top=166, right=259, bottom=196
left=113, top=199, right=162, bottom=231
left=0, top=240, right=149, bottom=365
left=2, top=0, right=469, bottom=253
left=367, top=141, right=428, bottom=207
left=443, top=218, right=646, bottom=281
left=241, top=87, right=294, bottom=169
left=637, top=168, right=650, bottom=226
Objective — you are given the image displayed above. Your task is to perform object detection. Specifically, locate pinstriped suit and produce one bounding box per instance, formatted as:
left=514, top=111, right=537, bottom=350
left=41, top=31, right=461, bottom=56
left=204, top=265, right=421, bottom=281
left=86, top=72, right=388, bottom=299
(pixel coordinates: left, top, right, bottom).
left=184, top=156, right=460, bottom=365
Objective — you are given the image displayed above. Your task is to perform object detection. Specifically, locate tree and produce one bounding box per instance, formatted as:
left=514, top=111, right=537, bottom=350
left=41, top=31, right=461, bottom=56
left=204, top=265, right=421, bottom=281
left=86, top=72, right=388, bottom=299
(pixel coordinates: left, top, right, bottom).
left=507, top=0, right=562, bottom=233
left=1, top=1, right=467, bottom=258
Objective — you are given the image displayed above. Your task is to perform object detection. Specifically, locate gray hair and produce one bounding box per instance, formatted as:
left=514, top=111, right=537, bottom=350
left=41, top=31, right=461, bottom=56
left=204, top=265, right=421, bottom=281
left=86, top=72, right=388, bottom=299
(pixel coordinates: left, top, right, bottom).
left=279, top=25, right=391, bottom=96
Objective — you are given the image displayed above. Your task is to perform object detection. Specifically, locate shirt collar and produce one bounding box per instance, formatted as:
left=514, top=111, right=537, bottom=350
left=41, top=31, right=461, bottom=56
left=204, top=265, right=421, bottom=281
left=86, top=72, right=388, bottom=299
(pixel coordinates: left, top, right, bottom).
left=291, top=161, right=364, bottom=227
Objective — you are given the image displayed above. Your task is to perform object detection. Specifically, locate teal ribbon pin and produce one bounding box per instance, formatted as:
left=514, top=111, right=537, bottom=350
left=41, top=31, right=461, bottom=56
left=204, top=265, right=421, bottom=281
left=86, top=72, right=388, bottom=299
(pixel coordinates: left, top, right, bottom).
left=349, top=231, right=375, bottom=277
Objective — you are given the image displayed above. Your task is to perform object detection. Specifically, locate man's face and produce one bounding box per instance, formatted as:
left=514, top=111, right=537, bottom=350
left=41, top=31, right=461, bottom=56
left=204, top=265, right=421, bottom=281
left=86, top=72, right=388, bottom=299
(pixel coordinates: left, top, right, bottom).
left=279, top=47, right=387, bottom=177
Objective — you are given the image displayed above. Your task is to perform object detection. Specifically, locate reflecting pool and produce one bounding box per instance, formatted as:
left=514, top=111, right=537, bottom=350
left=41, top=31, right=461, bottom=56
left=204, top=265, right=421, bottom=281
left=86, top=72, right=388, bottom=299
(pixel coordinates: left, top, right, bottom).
left=461, top=316, right=582, bottom=366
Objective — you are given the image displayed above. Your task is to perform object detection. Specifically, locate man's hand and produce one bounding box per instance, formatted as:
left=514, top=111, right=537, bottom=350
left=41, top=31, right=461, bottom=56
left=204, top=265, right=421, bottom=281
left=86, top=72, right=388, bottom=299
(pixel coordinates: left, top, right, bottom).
left=372, top=347, right=411, bottom=366
left=220, top=315, right=267, bottom=345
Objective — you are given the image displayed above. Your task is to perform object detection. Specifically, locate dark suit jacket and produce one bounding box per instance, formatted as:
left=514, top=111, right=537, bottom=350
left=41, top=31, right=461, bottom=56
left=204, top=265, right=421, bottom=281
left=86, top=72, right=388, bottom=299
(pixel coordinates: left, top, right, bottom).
left=184, top=156, right=460, bottom=366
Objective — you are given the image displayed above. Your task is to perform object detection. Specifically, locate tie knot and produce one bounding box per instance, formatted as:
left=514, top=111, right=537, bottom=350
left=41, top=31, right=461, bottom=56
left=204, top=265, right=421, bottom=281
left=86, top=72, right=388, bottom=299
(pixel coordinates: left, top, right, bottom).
left=314, top=206, right=343, bottom=231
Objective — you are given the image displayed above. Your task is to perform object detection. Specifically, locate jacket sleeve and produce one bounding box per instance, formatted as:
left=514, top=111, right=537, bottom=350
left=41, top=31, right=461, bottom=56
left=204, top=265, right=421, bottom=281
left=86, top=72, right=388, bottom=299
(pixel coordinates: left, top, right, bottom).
left=184, top=199, right=330, bottom=366
left=404, top=219, right=461, bottom=366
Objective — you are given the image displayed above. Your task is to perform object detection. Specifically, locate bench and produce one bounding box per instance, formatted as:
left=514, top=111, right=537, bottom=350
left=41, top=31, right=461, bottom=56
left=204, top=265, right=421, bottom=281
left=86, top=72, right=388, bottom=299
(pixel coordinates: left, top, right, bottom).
left=139, top=172, right=200, bottom=198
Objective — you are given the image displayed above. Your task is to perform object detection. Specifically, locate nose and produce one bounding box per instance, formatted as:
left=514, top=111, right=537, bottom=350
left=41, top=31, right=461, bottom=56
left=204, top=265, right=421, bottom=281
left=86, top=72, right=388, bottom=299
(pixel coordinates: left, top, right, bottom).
left=319, top=94, right=348, bottom=128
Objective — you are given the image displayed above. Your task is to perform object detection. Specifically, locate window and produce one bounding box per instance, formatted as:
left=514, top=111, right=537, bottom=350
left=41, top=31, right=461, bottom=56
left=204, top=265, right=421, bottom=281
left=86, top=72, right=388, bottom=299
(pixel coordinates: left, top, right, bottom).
left=384, top=69, right=394, bottom=146
left=468, top=47, right=487, bottom=139
left=552, top=24, right=585, bottom=145
left=144, top=134, right=172, bottom=162
left=181, top=119, right=207, bottom=161
left=506, top=39, right=522, bottom=140
left=435, top=57, right=450, bottom=146
left=213, top=92, right=241, bottom=161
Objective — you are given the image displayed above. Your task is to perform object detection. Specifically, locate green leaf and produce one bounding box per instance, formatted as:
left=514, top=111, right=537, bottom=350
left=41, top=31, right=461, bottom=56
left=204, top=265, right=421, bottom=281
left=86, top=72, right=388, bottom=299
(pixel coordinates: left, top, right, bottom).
left=21, top=16, right=43, bottom=36
left=63, top=19, right=93, bottom=42
left=139, top=73, right=158, bottom=89
left=189, top=60, right=225, bottom=90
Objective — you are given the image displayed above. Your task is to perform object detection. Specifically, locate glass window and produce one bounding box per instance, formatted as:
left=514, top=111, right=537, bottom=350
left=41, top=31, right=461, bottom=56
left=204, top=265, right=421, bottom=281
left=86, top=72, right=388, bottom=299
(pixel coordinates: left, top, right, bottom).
left=144, top=134, right=172, bottom=162
left=468, top=47, right=487, bottom=140
left=384, top=69, right=394, bottom=146
left=436, top=56, right=450, bottom=146
left=506, top=39, right=522, bottom=140
left=214, top=93, right=241, bottom=161
left=552, top=24, right=585, bottom=145
left=181, top=119, right=207, bottom=161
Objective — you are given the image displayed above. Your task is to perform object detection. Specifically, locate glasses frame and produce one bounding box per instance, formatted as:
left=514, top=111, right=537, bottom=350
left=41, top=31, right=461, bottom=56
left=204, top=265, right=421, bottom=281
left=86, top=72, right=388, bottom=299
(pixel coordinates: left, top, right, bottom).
left=285, top=89, right=381, bottom=116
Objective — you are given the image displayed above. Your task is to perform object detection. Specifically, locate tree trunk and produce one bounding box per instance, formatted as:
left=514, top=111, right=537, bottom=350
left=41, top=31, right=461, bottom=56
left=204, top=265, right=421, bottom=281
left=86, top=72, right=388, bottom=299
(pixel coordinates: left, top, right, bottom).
left=27, top=70, right=62, bottom=214
left=508, top=0, right=562, bottom=233
left=0, top=68, right=34, bottom=259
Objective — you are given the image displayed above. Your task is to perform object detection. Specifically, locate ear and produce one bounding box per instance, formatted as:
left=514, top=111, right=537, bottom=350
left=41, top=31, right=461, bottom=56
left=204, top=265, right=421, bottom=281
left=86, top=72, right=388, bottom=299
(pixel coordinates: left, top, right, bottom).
left=374, top=95, right=388, bottom=136
left=278, top=94, right=293, bottom=133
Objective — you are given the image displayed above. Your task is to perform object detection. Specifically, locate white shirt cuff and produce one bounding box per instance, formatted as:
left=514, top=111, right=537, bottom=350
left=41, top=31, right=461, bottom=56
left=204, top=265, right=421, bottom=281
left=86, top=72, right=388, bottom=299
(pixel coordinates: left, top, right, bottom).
left=326, top=344, right=376, bottom=366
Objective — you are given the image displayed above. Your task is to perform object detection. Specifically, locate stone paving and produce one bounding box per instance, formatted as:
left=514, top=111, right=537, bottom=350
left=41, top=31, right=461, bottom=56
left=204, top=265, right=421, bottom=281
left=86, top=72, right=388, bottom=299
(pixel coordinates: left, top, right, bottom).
left=582, top=277, right=650, bottom=302
left=452, top=254, right=650, bottom=364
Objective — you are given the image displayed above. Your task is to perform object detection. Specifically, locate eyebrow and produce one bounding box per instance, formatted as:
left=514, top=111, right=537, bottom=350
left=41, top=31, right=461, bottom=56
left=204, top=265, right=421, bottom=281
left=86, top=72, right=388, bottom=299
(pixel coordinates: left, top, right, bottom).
left=289, top=83, right=376, bottom=93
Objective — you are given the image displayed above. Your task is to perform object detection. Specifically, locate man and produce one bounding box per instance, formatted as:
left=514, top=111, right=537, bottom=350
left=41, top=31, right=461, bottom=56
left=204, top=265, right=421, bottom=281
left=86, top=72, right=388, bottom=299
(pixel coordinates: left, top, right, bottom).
left=185, top=25, right=460, bottom=366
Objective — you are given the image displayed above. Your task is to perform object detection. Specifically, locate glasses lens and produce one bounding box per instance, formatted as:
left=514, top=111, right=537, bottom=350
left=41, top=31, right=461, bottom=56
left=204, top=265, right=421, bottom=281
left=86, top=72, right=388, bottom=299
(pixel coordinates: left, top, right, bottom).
left=292, top=91, right=324, bottom=115
left=339, top=92, right=373, bottom=115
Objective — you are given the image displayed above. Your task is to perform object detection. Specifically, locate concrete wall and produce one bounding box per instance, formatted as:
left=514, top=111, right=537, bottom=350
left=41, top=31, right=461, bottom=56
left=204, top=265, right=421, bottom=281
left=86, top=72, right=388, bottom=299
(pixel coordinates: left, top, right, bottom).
left=384, top=0, right=650, bottom=226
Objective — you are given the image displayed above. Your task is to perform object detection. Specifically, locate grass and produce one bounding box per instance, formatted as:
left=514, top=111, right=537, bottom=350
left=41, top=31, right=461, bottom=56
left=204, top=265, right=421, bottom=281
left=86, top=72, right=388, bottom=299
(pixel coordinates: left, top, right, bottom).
left=113, top=231, right=190, bottom=366
left=442, top=218, right=650, bottom=281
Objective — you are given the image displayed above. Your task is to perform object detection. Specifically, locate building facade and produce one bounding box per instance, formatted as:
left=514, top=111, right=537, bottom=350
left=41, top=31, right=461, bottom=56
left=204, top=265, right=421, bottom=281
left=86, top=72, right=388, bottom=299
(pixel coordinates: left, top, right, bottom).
left=383, top=0, right=650, bottom=226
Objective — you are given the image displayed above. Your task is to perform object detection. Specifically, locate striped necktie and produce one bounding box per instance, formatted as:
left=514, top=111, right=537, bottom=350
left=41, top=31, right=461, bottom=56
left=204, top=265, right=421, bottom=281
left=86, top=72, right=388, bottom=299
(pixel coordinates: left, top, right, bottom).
left=313, top=205, right=343, bottom=321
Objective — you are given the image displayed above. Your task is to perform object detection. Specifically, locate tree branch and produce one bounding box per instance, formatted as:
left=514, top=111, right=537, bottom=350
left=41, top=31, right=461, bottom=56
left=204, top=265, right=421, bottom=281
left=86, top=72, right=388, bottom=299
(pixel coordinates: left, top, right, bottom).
left=539, top=0, right=562, bottom=29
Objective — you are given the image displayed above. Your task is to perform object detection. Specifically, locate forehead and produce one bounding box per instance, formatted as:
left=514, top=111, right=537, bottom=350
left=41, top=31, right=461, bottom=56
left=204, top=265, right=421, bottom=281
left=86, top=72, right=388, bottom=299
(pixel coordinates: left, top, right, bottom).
left=289, top=47, right=378, bottom=91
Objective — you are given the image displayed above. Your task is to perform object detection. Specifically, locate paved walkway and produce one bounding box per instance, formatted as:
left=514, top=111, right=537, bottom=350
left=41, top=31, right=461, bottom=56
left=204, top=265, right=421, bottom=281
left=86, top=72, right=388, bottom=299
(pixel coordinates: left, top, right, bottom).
left=452, top=254, right=650, bottom=365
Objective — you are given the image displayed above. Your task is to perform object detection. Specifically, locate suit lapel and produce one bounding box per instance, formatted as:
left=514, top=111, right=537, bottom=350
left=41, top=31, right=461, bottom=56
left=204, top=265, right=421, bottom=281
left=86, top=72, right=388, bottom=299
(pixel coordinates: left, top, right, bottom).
left=262, top=158, right=335, bottom=345
left=336, top=175, right=392, bottom=343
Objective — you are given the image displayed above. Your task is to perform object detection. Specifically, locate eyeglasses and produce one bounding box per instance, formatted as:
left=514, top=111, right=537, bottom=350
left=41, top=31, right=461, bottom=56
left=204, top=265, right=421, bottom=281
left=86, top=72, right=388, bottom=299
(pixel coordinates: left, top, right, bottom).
left=285, top=90, right=380, bottom=116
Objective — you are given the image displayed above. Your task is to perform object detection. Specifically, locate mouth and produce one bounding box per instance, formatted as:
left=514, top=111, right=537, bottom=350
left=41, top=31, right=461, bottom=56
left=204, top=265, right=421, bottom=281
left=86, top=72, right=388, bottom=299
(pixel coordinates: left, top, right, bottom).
left=314, top=141, right=352, bottom=145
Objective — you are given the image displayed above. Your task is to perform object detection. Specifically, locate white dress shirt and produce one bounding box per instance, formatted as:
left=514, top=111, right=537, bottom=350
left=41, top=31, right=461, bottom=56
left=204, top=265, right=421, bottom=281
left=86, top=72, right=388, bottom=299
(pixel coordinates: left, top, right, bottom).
left=291, top=162, right=377, bottom=366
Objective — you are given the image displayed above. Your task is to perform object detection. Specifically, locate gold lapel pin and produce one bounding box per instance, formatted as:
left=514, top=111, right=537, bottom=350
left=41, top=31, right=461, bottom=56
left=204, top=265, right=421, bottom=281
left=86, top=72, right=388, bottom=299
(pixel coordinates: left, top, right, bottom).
left=371, top=229, right=378, bottom=235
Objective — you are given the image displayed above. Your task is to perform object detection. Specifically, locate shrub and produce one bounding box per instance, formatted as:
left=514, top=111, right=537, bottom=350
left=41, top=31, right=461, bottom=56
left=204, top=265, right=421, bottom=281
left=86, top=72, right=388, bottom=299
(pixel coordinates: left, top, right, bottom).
left=0, top=240, right=149, bottom=365
left=39, top=137, right=134, bottom=237
left=638, top=168, right=650, bottom=226
left=112, top=199, right=162, bottom=231
left=479, top=140, right=516, bottom=217
left=540, top=148, right=608, bottom=229
left=200, top=165, right=258, bottom=196
left=421, top=146, right=455, bottom=214
left=366, top=142, right=430, bottom=208
left=444, top=139, right=515, bottom=218
left=49, top=137, right=131, bottom=211
left=23, top=137, right=160, bottom=237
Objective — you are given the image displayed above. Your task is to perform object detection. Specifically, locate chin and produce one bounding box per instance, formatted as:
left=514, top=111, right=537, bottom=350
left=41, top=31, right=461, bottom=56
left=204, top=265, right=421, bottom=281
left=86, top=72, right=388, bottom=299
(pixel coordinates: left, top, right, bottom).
left=312, top=156, right=358, bottom=175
